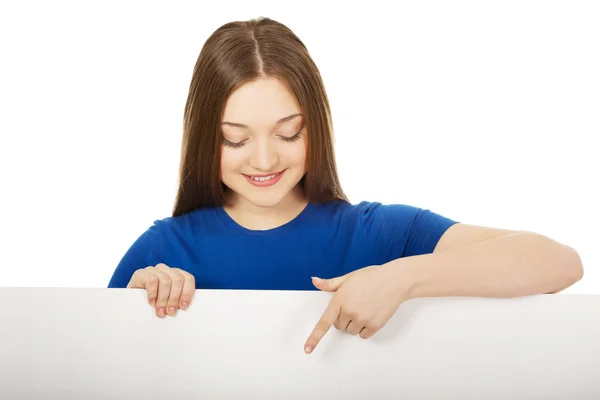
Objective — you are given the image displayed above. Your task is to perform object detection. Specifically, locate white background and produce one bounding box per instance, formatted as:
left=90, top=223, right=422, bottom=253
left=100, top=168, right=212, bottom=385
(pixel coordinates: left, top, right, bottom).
left=0, top=1, right=598, bottom=293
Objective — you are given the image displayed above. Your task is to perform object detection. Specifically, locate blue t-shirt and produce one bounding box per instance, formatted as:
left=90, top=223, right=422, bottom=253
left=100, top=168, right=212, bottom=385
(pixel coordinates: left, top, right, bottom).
left=108, top=201, right=458, bottom=290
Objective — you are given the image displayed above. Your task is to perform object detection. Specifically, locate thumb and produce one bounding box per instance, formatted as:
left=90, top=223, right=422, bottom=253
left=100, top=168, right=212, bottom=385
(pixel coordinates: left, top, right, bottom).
left=312, top=274, right=349, bottom=292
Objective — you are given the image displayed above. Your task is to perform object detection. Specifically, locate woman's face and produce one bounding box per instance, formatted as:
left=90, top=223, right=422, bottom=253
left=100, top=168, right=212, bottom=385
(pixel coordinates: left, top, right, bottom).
left=220, top=77, right=308, bottom=210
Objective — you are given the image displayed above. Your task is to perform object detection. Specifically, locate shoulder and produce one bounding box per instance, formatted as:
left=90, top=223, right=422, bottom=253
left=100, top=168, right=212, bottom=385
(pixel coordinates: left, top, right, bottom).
left=304, top=200, right=428, bottom=238
left=307, top=199, right=422, bottom=221
left=320, top=200, right=424, bottom=225
left=108, top=206, right=222, bottom=288
left=352, top=200, right=419, bottom=218
left=135, top=206, right=221, bottom=246
left=348, top=200, right=455, bottom=226
left=332, top=200, right=459, bottom=257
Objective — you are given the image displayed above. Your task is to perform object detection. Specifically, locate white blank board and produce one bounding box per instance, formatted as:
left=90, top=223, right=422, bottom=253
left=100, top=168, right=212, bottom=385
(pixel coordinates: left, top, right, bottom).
left=1, top=288, right=599, bottom=399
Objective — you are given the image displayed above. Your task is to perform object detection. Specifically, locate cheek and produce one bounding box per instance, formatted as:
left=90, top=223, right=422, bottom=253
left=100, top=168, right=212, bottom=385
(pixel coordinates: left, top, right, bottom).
left=220, top=149, right=244, bottom=173
left=287, top=138, right=308, bottom=165
left=298, top=141, right=308, bottom=167
left=281, top=147, right=305, bottom=167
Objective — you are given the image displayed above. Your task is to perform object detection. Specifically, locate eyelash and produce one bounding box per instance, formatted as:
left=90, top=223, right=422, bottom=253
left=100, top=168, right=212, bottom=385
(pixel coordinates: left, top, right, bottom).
left=223, top=130, right=304, bottom=149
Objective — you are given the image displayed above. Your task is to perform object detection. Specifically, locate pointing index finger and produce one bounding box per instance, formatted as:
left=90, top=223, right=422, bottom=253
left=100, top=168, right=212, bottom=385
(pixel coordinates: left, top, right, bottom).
left=305, top=299, right=340, bottom=354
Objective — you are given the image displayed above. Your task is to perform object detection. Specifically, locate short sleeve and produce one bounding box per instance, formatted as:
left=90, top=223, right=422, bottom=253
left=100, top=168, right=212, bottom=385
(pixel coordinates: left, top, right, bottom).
left=402, top=208, right=459, bottom=257
left=357, top=202, right=459, bottom=263
left=107, top=222, right=164, bottom=288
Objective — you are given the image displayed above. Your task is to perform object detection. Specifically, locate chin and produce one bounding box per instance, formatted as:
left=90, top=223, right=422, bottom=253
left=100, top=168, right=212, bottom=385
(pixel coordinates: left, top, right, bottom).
left=223, top=171, right=303, bottom=209
left=245, top=196, right=287, bottom=209
left=227, top=187, right=292, bottom=210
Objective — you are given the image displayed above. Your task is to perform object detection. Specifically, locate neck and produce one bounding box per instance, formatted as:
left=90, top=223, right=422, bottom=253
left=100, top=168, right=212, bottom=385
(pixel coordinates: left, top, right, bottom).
left=223, top=185, right=308, bottom=230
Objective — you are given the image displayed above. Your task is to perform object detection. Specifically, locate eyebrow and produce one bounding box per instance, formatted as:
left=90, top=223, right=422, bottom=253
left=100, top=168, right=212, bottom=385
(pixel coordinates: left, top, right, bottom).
left=221, top=113, right=303, bottom=128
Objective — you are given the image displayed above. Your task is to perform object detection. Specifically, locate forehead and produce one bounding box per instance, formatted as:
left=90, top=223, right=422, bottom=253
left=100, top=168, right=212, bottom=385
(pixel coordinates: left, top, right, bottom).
left=222, top=77, right=302, bottom=126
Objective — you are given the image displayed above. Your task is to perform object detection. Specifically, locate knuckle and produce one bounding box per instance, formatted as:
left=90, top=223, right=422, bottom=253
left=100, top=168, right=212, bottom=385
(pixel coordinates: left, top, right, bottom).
left=171, top=275, right=184, bottom=286
left=181, top=270, right=195, bottom=281
left=159, top=276, right=172, bottom=288
left=317, top=319, right=330, bottom=332
left=146, top=275, right=158, bottom=285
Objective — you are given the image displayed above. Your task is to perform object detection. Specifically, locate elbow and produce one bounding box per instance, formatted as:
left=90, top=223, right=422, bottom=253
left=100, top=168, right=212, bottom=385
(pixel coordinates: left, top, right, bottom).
left=545, top=243, right=583, bottom=294
left=559, top=245, right=584, bottom=289
left=565, top=245, right=584, bottom=282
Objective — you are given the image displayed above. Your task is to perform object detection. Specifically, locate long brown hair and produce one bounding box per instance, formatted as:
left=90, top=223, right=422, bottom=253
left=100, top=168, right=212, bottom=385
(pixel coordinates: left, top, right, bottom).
left=172, top=17, right=348, bottom=217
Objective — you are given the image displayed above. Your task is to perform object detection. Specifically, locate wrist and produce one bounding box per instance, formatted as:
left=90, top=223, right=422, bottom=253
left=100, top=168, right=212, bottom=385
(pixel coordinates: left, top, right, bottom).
left=383, top=256, right=423, bottom=301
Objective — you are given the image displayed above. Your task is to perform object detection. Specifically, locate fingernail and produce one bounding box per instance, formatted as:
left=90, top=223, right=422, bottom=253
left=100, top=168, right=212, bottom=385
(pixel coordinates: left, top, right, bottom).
left=304, top=344, right=313, bottom=354
left=150, top=299, right=156, bottom=307
left=158, top=307, right=165, bottom=317
left=168, top=307, right=175, bottom=314
left=181, top=302, right=188, bottom=310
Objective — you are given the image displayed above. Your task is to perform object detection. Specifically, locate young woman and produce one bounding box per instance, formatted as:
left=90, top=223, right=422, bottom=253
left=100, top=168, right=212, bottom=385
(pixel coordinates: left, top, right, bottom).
left=108, top=17, right=583, bottom=354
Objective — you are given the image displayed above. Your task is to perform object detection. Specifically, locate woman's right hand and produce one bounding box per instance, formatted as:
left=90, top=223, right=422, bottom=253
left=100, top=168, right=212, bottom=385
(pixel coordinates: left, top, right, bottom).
left=126, top=263, right=196, bottom=318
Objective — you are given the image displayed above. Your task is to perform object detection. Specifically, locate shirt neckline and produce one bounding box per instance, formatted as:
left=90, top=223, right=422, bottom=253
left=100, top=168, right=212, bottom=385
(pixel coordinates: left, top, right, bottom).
left=214, top=201, right=315, bottom=236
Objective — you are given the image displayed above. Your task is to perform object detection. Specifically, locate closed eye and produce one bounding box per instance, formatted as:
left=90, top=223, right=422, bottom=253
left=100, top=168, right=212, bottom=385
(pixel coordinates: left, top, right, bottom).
left=222, top=138, right=247, bottom=149
left=279, top=129, right=304, bottom=143
left=223, top=128, right=304, bottom=149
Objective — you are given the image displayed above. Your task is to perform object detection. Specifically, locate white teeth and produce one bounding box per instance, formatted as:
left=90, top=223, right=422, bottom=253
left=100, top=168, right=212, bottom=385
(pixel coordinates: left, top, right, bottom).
left=250, top=173, right=277, bottom=181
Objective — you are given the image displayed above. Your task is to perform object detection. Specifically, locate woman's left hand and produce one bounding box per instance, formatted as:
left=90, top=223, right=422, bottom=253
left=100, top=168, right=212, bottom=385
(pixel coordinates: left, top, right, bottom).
left=304, top=263, right=410, bottom=354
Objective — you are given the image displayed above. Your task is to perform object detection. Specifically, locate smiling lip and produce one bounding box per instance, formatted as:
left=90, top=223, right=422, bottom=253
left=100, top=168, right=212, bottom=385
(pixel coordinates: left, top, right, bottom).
left=244, top=170, right=285, bottom=187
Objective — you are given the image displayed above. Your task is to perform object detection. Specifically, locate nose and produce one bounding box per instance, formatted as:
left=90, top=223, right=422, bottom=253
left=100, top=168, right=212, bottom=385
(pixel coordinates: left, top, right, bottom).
left=249, top=137, right=278, bottom=172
